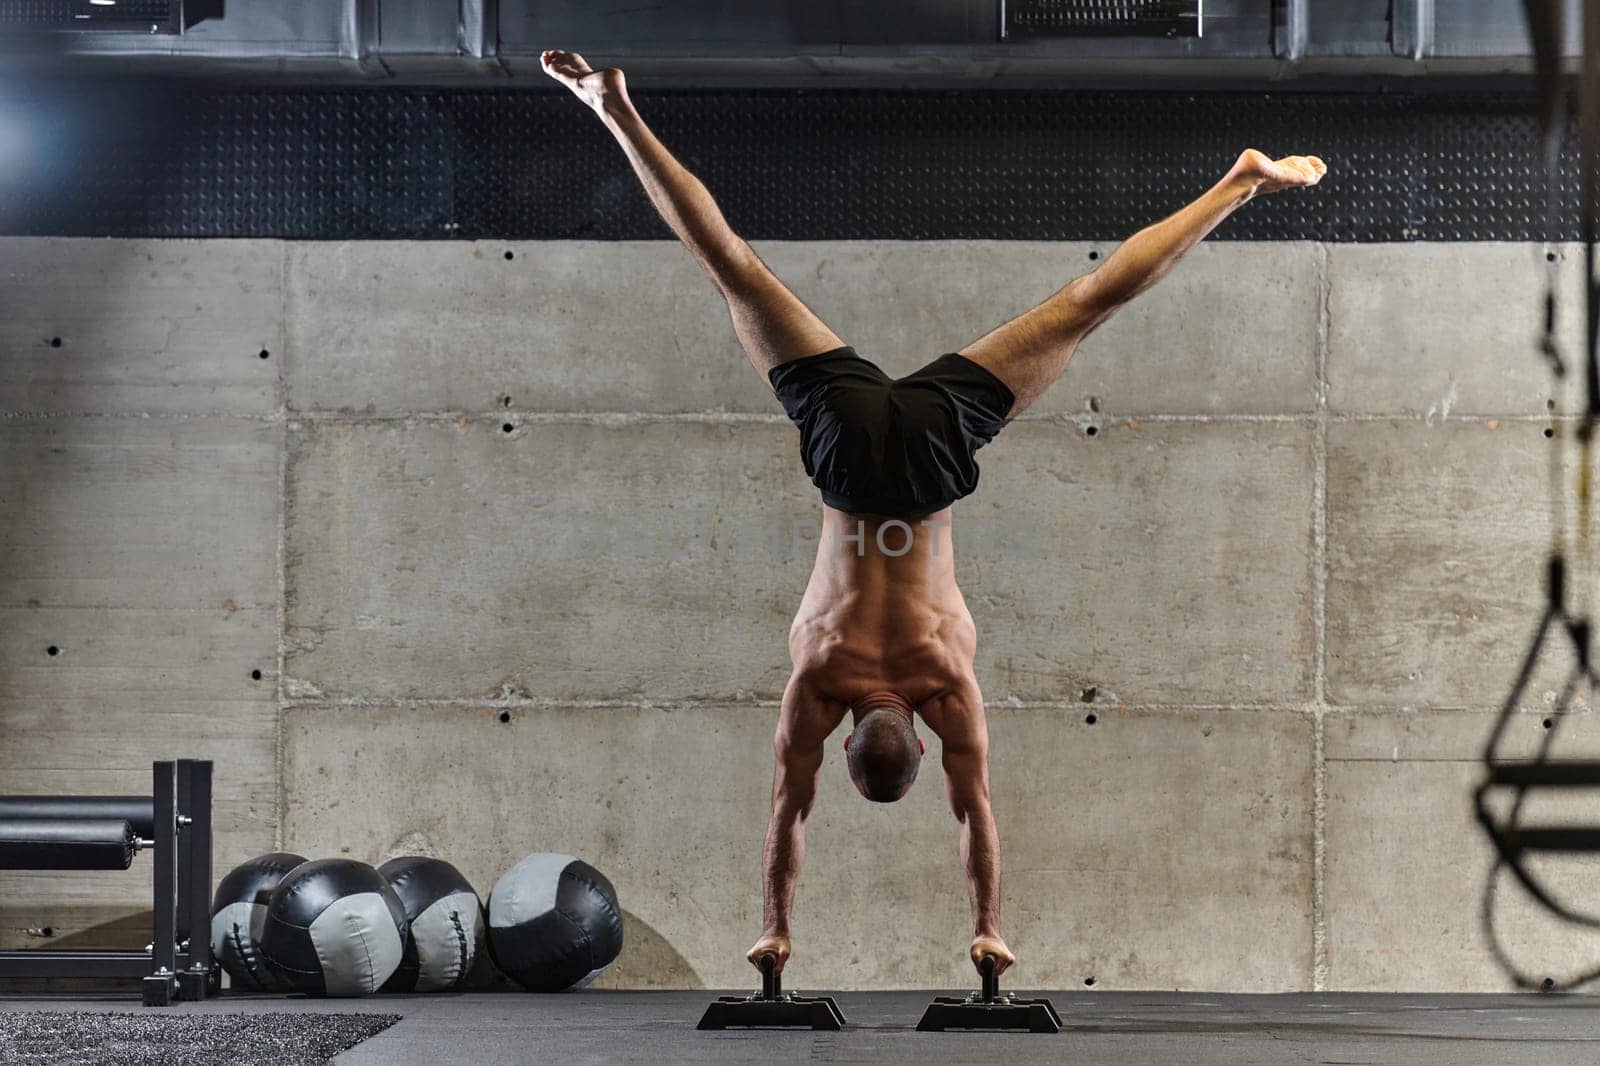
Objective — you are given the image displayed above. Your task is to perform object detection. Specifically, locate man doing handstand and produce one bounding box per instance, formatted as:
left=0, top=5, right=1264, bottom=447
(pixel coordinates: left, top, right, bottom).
left=542, top=49, right=1325, bottom=981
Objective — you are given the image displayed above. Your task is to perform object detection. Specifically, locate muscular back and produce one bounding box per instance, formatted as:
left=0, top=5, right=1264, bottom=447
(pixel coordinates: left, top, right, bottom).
left=788, top=506, right=977, bottom=714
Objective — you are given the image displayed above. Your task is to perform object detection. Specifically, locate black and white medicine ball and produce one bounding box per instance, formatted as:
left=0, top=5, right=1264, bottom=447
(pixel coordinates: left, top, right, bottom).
left=377, top=856, right=483, bottom=992
left=259, top=858, right=409, bottom=996
left=486, top=852, right=624, bottom=992
left=210, top=852, right=308, bottom=991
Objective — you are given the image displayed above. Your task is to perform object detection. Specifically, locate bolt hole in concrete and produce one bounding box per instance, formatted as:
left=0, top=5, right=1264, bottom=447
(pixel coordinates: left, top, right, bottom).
left=498, top=710, right=512, bottom=724
left=504, top=249, right=515, bottom=260
left=1085, top=713, right=1098, bottom=725
left=48, top=336, right=61, bottom=348
left=39, top=927, right=53, bottom=938
left=502, top=422, right=515, bottom=434
left=1088, top=249, right=1100, bottom=260
left=1544, top=977, right=1557, bottom=990
left=1085, top=424, right=1099, bottom=437
left=1084, top=976, right=1097, bottom=986
left=46, top=645, right=59, bottom=657
left=258, top=348, right=270, bottom=360
left=1546, top=428, right=1556, bottom=438
left=1080, top=685, right=1097, bottom=702
left=250, top=669, right=262, bottom=682
left=1544, top=717, right=1555, bottom=730
left=1548, top=251, right=1558, bottom=262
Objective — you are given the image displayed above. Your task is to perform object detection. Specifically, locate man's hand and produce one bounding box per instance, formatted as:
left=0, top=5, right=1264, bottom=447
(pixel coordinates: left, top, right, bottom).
left=970, top=934, right=1016, bottom=977
left=747, top=932, right=792, bottom=975
left=1226, top=149, right=1327, bottom=199
left=540, top=49, right=629, bottom=113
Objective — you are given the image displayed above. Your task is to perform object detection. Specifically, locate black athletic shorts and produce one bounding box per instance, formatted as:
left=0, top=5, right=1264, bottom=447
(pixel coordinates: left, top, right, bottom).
left=768, top=346, right=1016, bottom=519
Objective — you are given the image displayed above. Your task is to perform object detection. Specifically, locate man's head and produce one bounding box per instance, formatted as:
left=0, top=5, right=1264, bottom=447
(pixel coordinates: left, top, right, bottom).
left=844, top=703, right=925, bottom=802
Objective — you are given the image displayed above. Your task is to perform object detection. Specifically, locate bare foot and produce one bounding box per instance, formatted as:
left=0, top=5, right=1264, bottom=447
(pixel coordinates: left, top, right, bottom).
left=540, top=49, right=627, bottom=112
left=1228, top=149, right=1327, bottom=196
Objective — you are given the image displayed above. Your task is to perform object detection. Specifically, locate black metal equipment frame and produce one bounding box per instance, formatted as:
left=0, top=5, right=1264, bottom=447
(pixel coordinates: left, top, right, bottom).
left=999, top=0, right=1202, bottom=40
left=916, top=955, right=1063, bottom=1033
left=697, top=954, right=847, bottom=1030
left=0, top=760, right=216, bottom=1006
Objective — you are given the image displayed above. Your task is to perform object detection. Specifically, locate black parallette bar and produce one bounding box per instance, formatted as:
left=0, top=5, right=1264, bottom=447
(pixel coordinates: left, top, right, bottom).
left=0, top=82, right=1582, bottom=242
left=916, top=956, right=1063, bottom=1033
left=696, top=956, right=847, bottom=1031
left=761, top=953, right=779, bottom=999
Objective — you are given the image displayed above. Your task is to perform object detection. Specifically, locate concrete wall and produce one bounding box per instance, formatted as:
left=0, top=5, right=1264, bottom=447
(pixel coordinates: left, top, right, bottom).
left=1, top=236, right=1594, bottom=992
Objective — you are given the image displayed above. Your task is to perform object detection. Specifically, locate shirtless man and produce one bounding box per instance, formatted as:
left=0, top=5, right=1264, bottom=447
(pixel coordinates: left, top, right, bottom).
left=542, top=49, right=1326, bottom=981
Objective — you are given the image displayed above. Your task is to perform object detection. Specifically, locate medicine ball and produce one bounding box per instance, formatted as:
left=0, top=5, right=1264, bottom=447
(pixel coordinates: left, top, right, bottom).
left=377, top=855, right=483, bottom=992
left=210, top=851, right=307, bottom=991
left=259, top=858, right=408, bottom=996
left=486, top=852, right=624, bottom=992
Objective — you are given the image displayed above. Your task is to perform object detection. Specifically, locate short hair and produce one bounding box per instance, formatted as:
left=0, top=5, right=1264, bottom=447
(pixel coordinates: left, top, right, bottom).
left=846, top=708, right=922, bottom=802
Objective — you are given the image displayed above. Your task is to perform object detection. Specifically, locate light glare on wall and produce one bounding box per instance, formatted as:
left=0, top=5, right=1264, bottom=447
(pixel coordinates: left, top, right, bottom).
left=0, top=112, right=28, bottom=182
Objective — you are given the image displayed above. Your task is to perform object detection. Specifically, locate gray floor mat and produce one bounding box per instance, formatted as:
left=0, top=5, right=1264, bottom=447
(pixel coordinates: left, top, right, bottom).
left=0, top=1010, right=399, bottom=1065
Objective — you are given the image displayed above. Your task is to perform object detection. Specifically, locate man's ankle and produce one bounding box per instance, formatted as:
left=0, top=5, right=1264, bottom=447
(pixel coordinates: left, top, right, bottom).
left=598, top=93, right=636, bottom=123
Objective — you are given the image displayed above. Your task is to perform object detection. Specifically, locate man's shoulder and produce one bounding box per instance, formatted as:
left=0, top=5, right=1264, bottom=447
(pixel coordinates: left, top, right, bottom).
left=787, top=625, right=861, bottom=682
left=916, top=675, right=988, bottom=742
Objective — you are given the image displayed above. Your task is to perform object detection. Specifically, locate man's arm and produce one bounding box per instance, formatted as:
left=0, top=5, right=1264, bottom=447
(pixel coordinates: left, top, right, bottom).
left=935, top=684, right=1015, bottom=976
left=747, top=678, right=844, bottom=974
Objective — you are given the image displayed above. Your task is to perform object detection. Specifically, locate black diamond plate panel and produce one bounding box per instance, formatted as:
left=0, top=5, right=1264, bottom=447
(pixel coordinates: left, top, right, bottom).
left=0, top=82, right=1581, bottom=242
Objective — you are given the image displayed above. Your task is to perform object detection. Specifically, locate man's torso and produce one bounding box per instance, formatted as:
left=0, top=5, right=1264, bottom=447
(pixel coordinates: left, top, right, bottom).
left=788, top=506, right=978, bottom=734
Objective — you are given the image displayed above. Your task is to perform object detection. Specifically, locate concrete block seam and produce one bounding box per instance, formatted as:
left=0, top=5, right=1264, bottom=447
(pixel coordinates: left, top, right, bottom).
left=268, top=693, right=1570, bottom=717
left=0, top=409, right=1575, bottom=425
left=274, top=240, right=291, bottom=854
left=1311, top=240, right=1332, bottom=993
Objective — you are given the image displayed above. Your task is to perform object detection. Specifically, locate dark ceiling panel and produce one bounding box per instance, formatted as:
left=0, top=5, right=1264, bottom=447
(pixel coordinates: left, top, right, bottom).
left=1303, top=0, right=1392, bottom=57
left=1431, top=2, right=1580, bottom=57
left=501, top=0, right=845, bottom=51
left=0, top=0, right=1565, bottom=83
left=839, top=0, right=989, bottom=46
left=378, top=0, right=462, bottom=54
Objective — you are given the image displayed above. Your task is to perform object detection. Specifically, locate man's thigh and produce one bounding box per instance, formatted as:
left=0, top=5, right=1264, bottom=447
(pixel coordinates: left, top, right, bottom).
left=714, top=245, right=848, bottom=377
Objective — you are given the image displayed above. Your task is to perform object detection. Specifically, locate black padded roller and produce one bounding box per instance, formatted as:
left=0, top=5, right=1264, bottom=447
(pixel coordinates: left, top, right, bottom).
left=0, top=796, right=155, bottom=839
left=0, top=817, right=138, bottom=870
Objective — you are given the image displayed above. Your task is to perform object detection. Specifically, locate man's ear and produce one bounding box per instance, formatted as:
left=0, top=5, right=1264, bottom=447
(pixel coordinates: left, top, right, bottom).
left=844, top=732, right=852, bottom=751
left=918, top=737, right=926, bottom=756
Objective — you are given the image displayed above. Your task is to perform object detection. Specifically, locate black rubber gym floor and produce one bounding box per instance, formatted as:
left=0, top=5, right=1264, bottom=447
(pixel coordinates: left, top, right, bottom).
left=3, top=991, right=1600, bottom=1065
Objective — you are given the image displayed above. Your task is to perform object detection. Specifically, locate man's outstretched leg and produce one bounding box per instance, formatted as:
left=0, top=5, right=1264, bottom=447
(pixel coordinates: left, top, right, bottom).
left=541, top=49, right=846, bottom=376
left=959, top=150, right=1326, bottom=415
